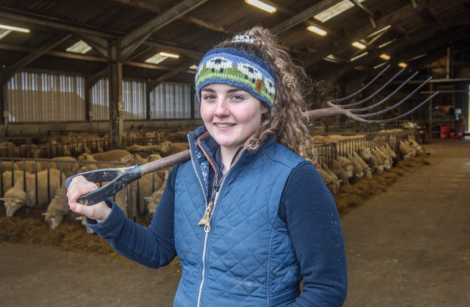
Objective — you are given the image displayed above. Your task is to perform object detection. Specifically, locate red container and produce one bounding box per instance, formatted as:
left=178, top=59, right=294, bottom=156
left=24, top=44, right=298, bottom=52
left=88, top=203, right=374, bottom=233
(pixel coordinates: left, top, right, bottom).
left=450, top=135, right=462, bottom=140
left=441, top=133, right=449, bottom=139
left=441, top=126, right=452, bottom=134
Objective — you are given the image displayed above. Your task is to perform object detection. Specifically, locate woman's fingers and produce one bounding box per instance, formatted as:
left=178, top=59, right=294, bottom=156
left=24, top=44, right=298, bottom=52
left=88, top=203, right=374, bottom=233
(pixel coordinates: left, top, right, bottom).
left=67, top=176, right=98, bottom=204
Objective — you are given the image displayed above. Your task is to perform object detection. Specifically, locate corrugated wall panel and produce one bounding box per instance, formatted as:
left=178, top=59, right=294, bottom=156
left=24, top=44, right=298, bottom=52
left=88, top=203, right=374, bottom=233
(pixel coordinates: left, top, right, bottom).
left=150, top=83, right=193, bottom=119
left=91, top=79, right=109, bottom=120
left=122, top=80, right=146, bottom=120
left=6, top=71, right=86, bottom=122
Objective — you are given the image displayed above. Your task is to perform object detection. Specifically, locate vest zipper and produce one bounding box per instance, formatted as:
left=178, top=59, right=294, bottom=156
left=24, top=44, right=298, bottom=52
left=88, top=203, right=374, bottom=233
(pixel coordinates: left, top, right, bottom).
left=196, top=147, right=247, bottom=307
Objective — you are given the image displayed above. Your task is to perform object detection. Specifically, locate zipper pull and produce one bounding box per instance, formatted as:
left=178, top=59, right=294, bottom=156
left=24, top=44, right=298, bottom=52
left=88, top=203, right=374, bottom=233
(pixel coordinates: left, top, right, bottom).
left=198, top=201, right=212, bottom=227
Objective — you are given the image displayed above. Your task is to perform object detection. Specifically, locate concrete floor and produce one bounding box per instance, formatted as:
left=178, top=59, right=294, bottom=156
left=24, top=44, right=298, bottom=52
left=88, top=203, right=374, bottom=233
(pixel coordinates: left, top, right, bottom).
left=0, top=138, right=469, bottom=306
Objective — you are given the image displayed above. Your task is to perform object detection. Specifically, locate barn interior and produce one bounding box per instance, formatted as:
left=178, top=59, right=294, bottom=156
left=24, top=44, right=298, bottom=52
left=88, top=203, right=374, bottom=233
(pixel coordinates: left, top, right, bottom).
left=0, top=0, right=469, bottom=306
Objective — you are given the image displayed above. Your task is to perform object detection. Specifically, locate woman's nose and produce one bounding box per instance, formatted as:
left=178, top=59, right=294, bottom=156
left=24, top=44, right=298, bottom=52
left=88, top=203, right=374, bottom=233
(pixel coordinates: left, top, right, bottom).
left=214, top=97, right=230, bottom=117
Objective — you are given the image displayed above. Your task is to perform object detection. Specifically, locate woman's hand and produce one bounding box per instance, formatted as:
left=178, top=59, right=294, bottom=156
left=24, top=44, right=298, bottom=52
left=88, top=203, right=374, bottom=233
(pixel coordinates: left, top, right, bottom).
left=67, top=176, right=111, bottom=223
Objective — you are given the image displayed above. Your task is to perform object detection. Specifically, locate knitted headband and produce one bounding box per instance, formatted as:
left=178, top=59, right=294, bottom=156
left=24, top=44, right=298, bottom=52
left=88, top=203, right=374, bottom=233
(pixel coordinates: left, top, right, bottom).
left=195, top=47, right=276, bottom=107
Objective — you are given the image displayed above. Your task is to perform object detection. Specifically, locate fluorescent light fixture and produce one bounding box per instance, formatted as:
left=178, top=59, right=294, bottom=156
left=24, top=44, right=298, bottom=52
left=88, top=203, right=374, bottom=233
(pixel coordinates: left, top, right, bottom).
left=0, top=29, right=12, bottom=40
left=190, top=65, right=198, bottom=70
left=379, top=39, right=396, bottom=48
left=352, top=42, right=366, bottom=49
left=398, top=63, right=407, bottom=68
left=314, top=0, right=366, bottom=22
left=374, top=62, right=387, bottom=69
left=0, top=24, right=29, bottom=33
left=324, top=54, right=345, bottom=64
left=409, top=53, right=427, bottom=61
left=66, top=40, right=92, bottom=54
left=146, top=53, right=168, bottom=65
left=380, top=54, right=390, bottom=60
left=307, top=25, right=327, bottom=36
left=368, top=25, right=391, bottom=37
left=245, top=0, right=276, bottom=13
left=159, top=52, right=179, bottom=58
left=350, top=52, right=368, bottom=62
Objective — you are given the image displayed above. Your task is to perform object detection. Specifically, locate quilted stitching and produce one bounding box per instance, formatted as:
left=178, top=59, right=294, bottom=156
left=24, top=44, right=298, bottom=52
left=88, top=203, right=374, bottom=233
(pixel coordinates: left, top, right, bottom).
left=174, top=131, right=304, bottom=307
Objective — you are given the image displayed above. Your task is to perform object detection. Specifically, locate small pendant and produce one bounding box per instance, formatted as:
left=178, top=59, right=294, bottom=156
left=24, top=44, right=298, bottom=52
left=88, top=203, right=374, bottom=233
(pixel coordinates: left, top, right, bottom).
left=198, top=211, right=211, bottom=227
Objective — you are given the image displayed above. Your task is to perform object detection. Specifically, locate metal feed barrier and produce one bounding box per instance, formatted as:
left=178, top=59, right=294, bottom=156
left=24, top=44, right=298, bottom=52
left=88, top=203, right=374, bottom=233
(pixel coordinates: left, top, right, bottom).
left=0, top=158, right=165, bottom=221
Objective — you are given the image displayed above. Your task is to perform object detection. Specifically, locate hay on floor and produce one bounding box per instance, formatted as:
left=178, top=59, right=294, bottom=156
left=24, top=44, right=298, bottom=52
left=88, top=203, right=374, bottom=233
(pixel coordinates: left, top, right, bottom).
left=334, top=153, right=430, bottom=216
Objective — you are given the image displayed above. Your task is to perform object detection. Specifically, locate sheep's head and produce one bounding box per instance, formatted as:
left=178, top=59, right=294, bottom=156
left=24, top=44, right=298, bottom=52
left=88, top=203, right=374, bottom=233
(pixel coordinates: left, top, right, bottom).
left=42, top=212, right=64, bottom=230
left=345, top=165, right=354, bottom=178
left=1, top=198, right=24, bottom=217
left=359, top=148, right=372, bottom=161
left=355, top=172, right=364, bottom=179
left=326, top=181, right=341, bottom=195
left=160, top=141, right=172, bottom=155
left=119, top=155, right=133, bottom=163
left=147, top=154, right=162, bottom=162
left=365, top=171, right=372, bottom=178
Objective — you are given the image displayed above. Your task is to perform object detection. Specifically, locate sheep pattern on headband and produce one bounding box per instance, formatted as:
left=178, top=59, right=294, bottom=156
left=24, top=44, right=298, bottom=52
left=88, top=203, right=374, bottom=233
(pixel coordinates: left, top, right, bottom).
left=195, top=47, right=276, bottom=107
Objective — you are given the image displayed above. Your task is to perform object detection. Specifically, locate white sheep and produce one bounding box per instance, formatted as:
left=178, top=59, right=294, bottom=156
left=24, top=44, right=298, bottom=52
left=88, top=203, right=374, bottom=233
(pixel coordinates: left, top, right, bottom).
left=1, top=169, right=66, bottom=217
left=160, top=141, right=188, bottom=157
left=346, top=153, right=364, bottom=180
left=336, top=156, right=354, bottom=179
left=89, top=149, right=132, bottom=162
left=144, top=170, right=169, bottom=216
left=14, top=161, right=43, bottom=174
left=52, top=156, right=78, bottom=177
left=1, top=170, right=31, bottom=196
left=206, top=57, right=233, bottom=73
left=352, top=152, right=372, bottom=178
left=237, top=62, right=262, bottom=83
left=332, top=159, right=350, bottom=186
left=43, top=184, right=68, bottom=230
left=318, top=168, right=341, bottom=195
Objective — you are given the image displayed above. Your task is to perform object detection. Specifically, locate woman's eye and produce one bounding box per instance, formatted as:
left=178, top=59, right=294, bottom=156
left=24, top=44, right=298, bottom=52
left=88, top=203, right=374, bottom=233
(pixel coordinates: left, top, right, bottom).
left=204, top=95, right=215, bottom=100
left=231, top=95, right=244, bottom=101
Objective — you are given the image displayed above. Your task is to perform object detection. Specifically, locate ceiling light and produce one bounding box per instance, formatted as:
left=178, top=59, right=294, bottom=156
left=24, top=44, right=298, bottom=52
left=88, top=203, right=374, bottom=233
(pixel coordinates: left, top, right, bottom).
left=368, top=25, right=391, bottom=37
left=66, top=40, right=92, bottom=54
left=350, top=52, right=368, bottom=62
left=190, top=65, right=198, bottom=69
left=380, top=54, right=390, bottom=60
left=307, top=26, right=327, bottom=36
left=314, top=0, right=366, bottom=22
left=374, top=62, right=387, bottom=69
left=398, top=63, right=407, bottom=68
left=352, top=42, right=366, bottom=49
left=379, top=39, right=396, bottom=48
left=0, top=29, right=11, bottom=40
left=159, top=52, right=179, bottom=58
left=409, top=54, right=427, bottom=61
left=146, top=54, right=168, bottom=65
left=0, top=24, right=29, bottom=33
left=324, top=54, right=345, bottom=64
left=245, top=0, right=276, bottom=13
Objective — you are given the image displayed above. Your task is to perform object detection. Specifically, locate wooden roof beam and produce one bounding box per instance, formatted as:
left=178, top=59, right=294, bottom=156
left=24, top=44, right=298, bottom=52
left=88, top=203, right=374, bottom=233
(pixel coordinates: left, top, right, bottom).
left=0, top=32, right=71, bottom=84
left=71, top=32, right=109, bottom=59
left=111, top=0, right=235, bottom=34
left=270, top=0, right=343, bottom=34
left=146, top=59, right=194, bottom=93
left=350, top=0, right=377, bottom=28
left=119, top=0, right=209, bottom=61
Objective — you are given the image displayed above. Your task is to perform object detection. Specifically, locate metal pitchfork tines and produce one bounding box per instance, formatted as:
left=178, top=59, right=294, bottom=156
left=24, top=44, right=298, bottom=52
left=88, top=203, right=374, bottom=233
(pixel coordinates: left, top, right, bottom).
left=67, top=65, right=438, bottom=206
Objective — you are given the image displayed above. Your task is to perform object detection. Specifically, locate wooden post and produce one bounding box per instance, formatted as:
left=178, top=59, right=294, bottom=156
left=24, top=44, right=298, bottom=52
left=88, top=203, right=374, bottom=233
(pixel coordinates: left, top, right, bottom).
left=109, top=41, right=123, bottom=149
left=429, top=83, right=433, bottom=139
left=190, top=86, right=195, bottom=119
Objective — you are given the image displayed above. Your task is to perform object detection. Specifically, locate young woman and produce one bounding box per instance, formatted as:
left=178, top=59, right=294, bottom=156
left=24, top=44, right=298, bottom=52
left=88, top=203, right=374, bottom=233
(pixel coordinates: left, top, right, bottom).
left=67, top=27, right=347, bottom=306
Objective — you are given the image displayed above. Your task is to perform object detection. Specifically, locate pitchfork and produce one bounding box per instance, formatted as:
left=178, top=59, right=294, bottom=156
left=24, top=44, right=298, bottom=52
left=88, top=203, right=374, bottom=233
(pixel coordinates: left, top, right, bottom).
left=65, top=65, right=438, bottom=205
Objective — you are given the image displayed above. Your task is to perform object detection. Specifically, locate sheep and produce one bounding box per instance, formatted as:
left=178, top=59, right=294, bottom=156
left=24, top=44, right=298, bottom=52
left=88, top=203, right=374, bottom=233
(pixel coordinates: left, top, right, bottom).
left=130, top=173, right=163, bottom=215
left=0, top=161, right=19, bottom=173
left=14, top=161, right=43, bottom=174
left=322, top=163, right=339, bottom=181
left=373, top=147, right=391, bottom=170
left=1, top=169, right=66, bottom=217
left=347, top=153, right=364, bottom=180
left=332, top=159, right=350, bottom=186
left=383, top=143, right=397, bottom=159
left=118, top=154, right=146, bottom=165
left=352, top=152, right=372, bottom=178
left=91, top=149, right=132, bottom=162
left=318, top=168, right=341, bottom=195
left=359, top=147, right=372, bottom=162
left=0, top=170, right=31, bottom=196
left=337, top=156, right=354, bottom=179
left=52, top=157, right=78, bottom=177
left=43, top=184, right=68, bottom=230
left=144, top=170, right=169, bottom=216
left=160, top=141, right=188, bottom=157
left=127, top=144, right=161, bottom=152
left=399, top=140, right=414, bottom=160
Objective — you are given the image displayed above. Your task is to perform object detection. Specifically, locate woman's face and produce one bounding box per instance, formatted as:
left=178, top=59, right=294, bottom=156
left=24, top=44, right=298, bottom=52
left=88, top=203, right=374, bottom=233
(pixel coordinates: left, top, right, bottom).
left=200, top=84, right=268, bottom=151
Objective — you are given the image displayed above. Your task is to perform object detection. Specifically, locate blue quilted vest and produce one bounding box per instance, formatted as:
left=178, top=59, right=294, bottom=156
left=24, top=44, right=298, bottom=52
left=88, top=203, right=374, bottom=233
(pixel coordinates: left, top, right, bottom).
left=173, top=126, right=305, bottom=306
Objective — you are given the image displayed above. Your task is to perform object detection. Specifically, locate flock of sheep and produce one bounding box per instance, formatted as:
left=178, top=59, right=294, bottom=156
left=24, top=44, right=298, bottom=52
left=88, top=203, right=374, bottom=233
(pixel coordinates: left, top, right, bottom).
left=311, top=130, right=423, bottom=195
left=0, top=129, right=422, bottom=234
left=0, top=135, right=187, bottom=234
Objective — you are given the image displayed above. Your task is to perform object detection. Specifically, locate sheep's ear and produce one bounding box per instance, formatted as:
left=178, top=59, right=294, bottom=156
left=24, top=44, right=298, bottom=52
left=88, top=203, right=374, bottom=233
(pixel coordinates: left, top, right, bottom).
left=75, top=216, right=83, bottom=220
left=15, top=199, right=22, bottom=204
left=42, top=212, right=49, bottom=216
left=52, top=212, right=56, bottom=217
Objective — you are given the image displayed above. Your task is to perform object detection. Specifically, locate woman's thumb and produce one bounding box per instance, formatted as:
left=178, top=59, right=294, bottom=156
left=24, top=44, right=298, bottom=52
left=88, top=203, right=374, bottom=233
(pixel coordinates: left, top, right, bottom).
left=70, top=203, right=92, bottom=217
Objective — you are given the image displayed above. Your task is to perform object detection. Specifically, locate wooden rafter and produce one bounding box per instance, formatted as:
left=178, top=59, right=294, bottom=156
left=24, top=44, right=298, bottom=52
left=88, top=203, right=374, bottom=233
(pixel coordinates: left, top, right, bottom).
left=119, top=0, right=209, bottom=61
left=146, top=59, right=194, bottom=93
left=0, top=32, right=71, bottom=84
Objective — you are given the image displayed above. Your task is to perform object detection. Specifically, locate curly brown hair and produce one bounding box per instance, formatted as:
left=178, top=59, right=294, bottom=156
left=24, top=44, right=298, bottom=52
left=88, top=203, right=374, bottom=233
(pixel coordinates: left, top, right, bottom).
left=214, top=26, right=315, bottom=160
